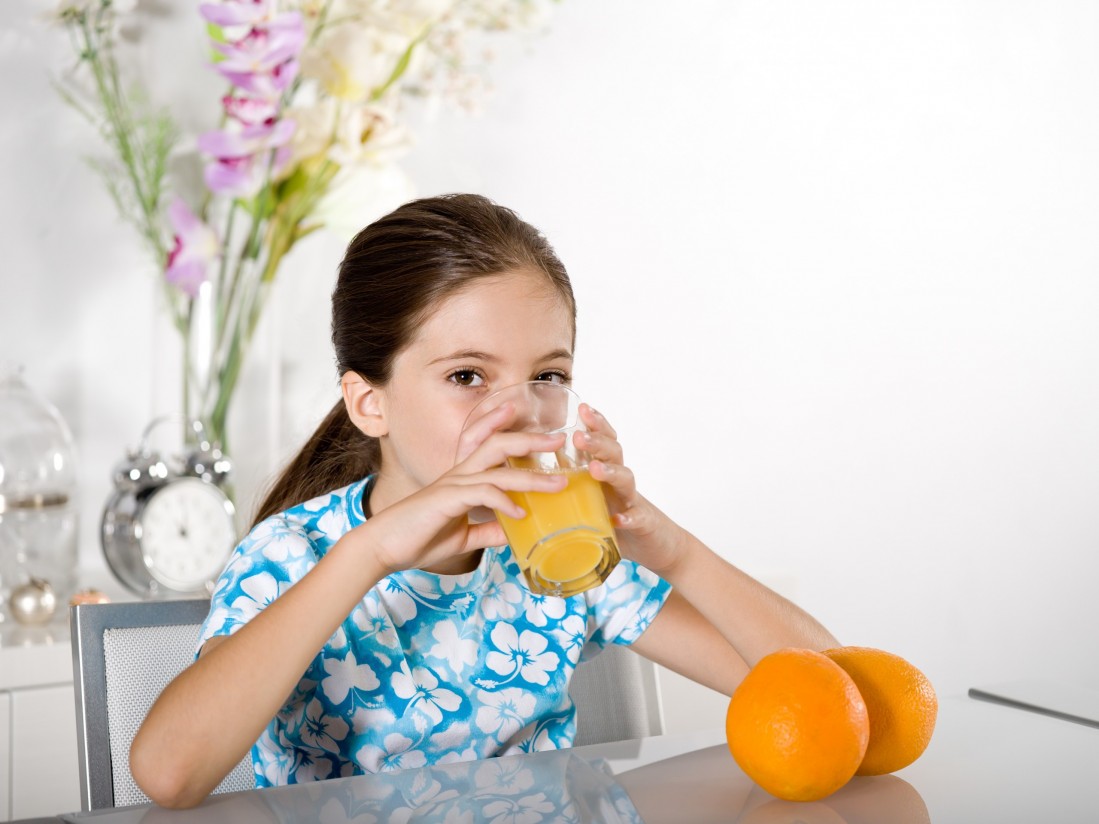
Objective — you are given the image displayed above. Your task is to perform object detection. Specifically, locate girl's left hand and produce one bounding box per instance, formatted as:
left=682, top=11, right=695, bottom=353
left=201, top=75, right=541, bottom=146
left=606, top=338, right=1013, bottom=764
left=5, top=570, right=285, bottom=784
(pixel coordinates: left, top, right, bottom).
left=577, top=404, right=688, bottom=576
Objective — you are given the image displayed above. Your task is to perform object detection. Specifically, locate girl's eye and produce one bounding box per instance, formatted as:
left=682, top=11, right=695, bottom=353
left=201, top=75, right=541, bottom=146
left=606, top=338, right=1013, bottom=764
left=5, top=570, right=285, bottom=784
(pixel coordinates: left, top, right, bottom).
left=534, top=371, right=569, bottom=385
left=448, top=369, right=485, bottom=387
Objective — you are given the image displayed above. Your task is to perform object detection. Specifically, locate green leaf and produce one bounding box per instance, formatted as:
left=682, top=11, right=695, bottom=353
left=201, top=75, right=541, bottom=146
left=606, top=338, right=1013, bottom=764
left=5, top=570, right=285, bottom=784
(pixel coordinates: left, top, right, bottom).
left=206, top=21, right=228, bottom=62
left=370, top=32, right=425, bottom=102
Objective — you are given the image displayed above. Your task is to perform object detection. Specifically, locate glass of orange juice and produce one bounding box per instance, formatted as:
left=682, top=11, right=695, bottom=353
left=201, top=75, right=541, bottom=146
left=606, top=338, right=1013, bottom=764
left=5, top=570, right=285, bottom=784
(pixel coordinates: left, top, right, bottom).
left=460, top=381, right=621, bottom=597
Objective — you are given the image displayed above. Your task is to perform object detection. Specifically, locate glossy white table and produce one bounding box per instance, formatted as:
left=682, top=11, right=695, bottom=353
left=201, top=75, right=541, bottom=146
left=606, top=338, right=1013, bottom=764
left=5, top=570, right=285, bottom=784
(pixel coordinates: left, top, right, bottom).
left=53, top=695, right=1098, bottom=823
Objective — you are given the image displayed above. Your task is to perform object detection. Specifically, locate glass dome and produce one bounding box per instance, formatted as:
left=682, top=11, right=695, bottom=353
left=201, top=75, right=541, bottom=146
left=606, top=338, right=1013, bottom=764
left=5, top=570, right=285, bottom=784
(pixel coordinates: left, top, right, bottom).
left=0, top=363, right=79, bottom=622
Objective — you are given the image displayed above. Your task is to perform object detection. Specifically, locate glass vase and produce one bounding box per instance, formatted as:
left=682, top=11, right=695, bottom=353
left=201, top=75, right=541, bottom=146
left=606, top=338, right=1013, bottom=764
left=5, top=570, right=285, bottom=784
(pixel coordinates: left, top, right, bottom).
left=0, top=364, right=79, bottom=621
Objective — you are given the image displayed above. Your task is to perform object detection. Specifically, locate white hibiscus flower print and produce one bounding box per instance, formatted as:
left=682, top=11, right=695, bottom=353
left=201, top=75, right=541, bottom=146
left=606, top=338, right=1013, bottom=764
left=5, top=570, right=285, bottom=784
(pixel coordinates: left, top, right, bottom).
left=352, top=598, right=399, bottom=648
left=355, top=732, right=428, bottom=773
left=315, top=507, right=347, bottom=540
left=597, top=563, right=633, bottom=607
left=255, top=728, right=292, bottom=785
left=549, top=615, right=587, bottom=663
left=437, top=745, right=480, bottom=765
left=474, top=754, right=535, bottom=794
left=260, top=531, right=309, bottom=563
left=321, top=650, right=381, bottom=704
left=200, top=605, right=234, bottom=639
left=299, top=698, right=350, bottom=753
left=318, top=797, right=378, bottom=824
left=532, top=725, right=557, bottom=752
left=628, top=599, right=660, bottom=641
left=294, top=751, right=335, bottom=782
left=439, top=807, right=475, bottom=824
left=328, top=625, right=349, bottom=651
left=429, top=621, right=479, bottom=674
left=430, top=721, right=472, bottom=752
left=403, top=769, right=459, bottom=809
left=302, top=492, right=338, bottom=512
left=211, top=569, right=234, bottom=599
left=474, top=688, right=536, bottom=742
left=392, top=663, right=462, bottom=724
left=480, top=566, right=523, bottom=620
left=351, top=704, right=396, bottom=736
left=522, top=592, right=566, bottom=627
left=381, top=579, right=419, bottom=626
left=482, top=793, right=555, bottom=824
left=485, top=623, right=559, bottom=686
left=230, top=571, right=286, bottom=616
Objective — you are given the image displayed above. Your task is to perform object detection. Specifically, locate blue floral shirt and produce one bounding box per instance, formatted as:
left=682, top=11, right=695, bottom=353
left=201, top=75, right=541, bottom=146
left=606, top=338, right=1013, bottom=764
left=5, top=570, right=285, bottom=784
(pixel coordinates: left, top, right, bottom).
left=198, top=476, right=671, bottom=787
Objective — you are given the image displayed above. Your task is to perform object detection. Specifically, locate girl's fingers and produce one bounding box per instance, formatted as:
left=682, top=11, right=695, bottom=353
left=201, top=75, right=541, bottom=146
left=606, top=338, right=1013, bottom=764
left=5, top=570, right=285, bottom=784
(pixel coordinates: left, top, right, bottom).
left=579, top=403, right=618, bottom=440
left=464, top=520, right=508, bottom=553
left=476, top=466, right=570, bottom=495
left=457, top=429, right=568, bottom=474
left=575, top=429, right=624, bottom=465
left=454, top=402, right=518, bottom=464
left=440, top=467, right=568, bottom=519
left=589, top=460, right=637, bottom=508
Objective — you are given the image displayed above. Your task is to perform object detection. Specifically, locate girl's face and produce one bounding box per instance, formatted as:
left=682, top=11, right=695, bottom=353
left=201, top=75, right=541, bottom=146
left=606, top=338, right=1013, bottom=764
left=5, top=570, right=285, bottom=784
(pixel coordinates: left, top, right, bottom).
left=369, top=270, right=575, bottom=510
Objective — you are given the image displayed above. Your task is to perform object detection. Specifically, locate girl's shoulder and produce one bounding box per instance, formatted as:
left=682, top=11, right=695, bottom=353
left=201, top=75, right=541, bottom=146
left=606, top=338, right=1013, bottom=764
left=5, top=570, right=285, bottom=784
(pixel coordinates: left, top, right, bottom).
left=244, top=476, right=372, bottom=550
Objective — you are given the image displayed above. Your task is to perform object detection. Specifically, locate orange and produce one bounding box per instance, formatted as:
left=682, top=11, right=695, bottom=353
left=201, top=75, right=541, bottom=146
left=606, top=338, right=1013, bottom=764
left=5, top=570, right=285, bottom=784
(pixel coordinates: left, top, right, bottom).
left=822, top=646, right=937, bottom=776
left=725, top=648, right=870, bottom=802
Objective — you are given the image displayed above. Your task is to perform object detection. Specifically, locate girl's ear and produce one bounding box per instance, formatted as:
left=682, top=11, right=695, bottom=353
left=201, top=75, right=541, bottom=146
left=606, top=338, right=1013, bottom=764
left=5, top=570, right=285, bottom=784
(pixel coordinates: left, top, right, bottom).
left=341, top=372, right=388, bottom=437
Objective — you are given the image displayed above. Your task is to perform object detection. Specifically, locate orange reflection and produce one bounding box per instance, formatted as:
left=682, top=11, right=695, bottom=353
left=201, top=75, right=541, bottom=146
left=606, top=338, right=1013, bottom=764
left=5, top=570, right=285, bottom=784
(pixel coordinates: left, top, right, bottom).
left=618, top=741, right=929, bottom=824
left=738, top=774, right=930, bottom=824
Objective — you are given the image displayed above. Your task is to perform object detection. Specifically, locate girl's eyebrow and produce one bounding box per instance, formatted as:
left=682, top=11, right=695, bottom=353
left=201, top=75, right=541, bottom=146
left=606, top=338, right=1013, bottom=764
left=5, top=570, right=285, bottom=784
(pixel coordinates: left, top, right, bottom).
left=429, top=348, right=573, bottom=365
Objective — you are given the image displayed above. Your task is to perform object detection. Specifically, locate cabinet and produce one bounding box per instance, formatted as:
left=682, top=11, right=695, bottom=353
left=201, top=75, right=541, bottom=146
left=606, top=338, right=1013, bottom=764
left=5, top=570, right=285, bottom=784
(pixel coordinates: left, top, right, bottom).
left=1, top=573, right=132, bottom=821
left=0, top=691, right=9, bottom=818
left=0, top=619, right=81, bottom=821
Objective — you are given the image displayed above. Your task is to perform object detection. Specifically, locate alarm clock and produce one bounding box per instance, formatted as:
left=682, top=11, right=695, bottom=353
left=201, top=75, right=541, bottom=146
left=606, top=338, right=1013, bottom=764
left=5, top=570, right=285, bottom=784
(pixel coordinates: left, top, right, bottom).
left=101, top=418, right=237, bottom=597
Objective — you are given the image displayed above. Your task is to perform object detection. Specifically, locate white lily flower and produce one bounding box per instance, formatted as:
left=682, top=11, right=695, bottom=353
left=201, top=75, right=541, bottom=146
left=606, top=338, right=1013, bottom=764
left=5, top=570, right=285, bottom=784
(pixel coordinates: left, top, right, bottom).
left=302, top=23, right=411, bottom=103
left=311, top=161, right=416, bottom=241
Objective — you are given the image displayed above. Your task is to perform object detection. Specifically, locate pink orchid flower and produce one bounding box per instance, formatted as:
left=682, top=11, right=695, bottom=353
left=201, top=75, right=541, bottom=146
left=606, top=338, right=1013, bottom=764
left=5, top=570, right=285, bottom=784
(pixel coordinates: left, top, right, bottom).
left=211, top=15, right=305, bottom=95
left=197, top=119, right=295, bottom=195
left=199, top=0, right=272, bottom=28
left=165, top=198, right=220, bottom=297
left=222, top=93, right=279, bottom=126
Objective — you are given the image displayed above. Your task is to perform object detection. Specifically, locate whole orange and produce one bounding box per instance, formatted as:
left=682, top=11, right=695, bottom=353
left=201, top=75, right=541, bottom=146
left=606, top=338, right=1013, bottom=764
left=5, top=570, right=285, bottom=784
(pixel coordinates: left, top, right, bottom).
left=822, top=646, right=937, bottom=776
left=725, top=648, right=870, bottom=802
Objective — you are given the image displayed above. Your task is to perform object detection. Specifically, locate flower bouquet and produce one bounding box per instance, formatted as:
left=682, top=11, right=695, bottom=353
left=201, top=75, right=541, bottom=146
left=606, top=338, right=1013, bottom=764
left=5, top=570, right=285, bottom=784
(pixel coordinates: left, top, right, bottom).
left=54, top=0, right=554, bottom=450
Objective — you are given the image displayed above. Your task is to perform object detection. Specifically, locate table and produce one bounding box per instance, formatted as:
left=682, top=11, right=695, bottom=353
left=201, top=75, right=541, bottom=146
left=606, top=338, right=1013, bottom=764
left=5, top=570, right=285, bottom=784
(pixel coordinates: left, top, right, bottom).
left=50, top=695, right=1098, bottom=823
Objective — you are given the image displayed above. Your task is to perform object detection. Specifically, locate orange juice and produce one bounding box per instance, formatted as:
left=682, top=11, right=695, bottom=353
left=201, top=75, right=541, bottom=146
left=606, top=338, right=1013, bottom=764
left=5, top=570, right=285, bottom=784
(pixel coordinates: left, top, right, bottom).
left=496, top=466, right=621, bottom=597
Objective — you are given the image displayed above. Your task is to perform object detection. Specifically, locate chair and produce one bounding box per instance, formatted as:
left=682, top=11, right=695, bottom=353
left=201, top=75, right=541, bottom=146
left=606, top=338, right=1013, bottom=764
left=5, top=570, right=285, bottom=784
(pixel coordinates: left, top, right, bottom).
left=69, top=599, right=254, bottom=811
left=69, top=599, right=658, bottom=809
left=571, top=644, right=665, bottom=746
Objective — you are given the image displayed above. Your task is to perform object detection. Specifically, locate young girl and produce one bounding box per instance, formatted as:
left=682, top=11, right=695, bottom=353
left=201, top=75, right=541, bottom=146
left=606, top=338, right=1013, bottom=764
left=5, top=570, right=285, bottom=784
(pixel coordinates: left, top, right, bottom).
left=130, top=194, right=838, bottom=809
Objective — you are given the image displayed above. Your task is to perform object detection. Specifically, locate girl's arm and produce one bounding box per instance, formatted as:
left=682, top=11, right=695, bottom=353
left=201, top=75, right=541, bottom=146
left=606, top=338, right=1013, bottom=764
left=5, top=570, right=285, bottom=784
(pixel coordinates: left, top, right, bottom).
left=130, top=420, right=568, bottom=809
left=579, top=405, right=838, bottom=695
left=129, top=529, right=391, bottom=808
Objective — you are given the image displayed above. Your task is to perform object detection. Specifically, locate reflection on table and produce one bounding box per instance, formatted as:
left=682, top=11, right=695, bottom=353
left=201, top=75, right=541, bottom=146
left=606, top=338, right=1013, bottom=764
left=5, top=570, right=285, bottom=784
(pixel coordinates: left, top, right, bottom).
left=59, top=695, right=1099, bottom=823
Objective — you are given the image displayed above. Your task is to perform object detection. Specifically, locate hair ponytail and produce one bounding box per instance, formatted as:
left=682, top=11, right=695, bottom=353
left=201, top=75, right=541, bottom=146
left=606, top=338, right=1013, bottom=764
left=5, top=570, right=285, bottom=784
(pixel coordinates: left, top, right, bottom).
left=251, top=400, right=379, bottom=527
left=250, top=193, right=575, bottom=529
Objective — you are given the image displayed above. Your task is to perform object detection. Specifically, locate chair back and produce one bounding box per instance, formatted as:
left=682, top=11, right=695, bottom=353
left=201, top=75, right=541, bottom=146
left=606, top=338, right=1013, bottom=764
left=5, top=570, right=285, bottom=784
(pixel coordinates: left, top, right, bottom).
left=571, top=643, right=665, bottom=746
left=70, top=598, right=254, bottom=811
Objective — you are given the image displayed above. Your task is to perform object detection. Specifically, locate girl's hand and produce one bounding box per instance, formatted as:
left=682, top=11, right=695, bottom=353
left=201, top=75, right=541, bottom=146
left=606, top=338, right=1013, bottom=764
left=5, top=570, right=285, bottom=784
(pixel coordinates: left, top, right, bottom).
left=363, top=402, right=568, bottom=574
left=578, top=404, right=689, bottom=576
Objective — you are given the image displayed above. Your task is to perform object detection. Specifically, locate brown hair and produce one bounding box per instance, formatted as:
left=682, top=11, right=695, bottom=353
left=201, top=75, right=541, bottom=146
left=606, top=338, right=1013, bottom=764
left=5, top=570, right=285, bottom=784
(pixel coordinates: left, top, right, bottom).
left=252, top=193, right=576, bottom=526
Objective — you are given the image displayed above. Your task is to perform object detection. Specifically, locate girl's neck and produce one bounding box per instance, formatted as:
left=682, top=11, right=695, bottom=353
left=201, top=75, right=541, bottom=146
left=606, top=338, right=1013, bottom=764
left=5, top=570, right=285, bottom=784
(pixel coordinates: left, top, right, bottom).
left=422, top=550, right=484, bottom=576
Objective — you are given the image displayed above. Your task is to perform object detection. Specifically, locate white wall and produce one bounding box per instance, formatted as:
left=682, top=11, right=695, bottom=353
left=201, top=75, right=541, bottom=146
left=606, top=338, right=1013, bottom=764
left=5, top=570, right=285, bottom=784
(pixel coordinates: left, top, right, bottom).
left=4, top=1, right=1099, bottom=736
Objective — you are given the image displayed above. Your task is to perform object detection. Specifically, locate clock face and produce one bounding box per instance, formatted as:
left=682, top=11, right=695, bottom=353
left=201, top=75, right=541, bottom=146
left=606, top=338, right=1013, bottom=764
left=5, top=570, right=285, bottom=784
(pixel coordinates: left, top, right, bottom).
left=138, top=477, right=236, bottom=592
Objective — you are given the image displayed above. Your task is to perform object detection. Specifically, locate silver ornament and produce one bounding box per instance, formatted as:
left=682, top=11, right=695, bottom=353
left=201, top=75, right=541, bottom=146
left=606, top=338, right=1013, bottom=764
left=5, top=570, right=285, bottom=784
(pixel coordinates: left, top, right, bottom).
left=10, top=577, right=58, bottom=625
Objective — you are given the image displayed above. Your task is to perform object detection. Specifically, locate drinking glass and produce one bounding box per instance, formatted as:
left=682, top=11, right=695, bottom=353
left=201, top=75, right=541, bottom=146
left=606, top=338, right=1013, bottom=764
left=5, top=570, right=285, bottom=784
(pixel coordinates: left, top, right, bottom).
left=460, top=381, right=621, bottom=597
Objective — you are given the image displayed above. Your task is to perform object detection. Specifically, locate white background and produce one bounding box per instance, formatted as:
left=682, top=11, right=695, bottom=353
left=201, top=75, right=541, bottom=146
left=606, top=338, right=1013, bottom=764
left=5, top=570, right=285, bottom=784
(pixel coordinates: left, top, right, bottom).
left=3, top=0, right=1099, bottom=734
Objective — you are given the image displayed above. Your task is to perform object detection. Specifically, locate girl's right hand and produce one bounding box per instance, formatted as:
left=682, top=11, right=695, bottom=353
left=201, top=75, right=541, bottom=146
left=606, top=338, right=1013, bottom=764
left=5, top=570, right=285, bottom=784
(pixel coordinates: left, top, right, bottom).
left=360, top=402, right=567, bottom=574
